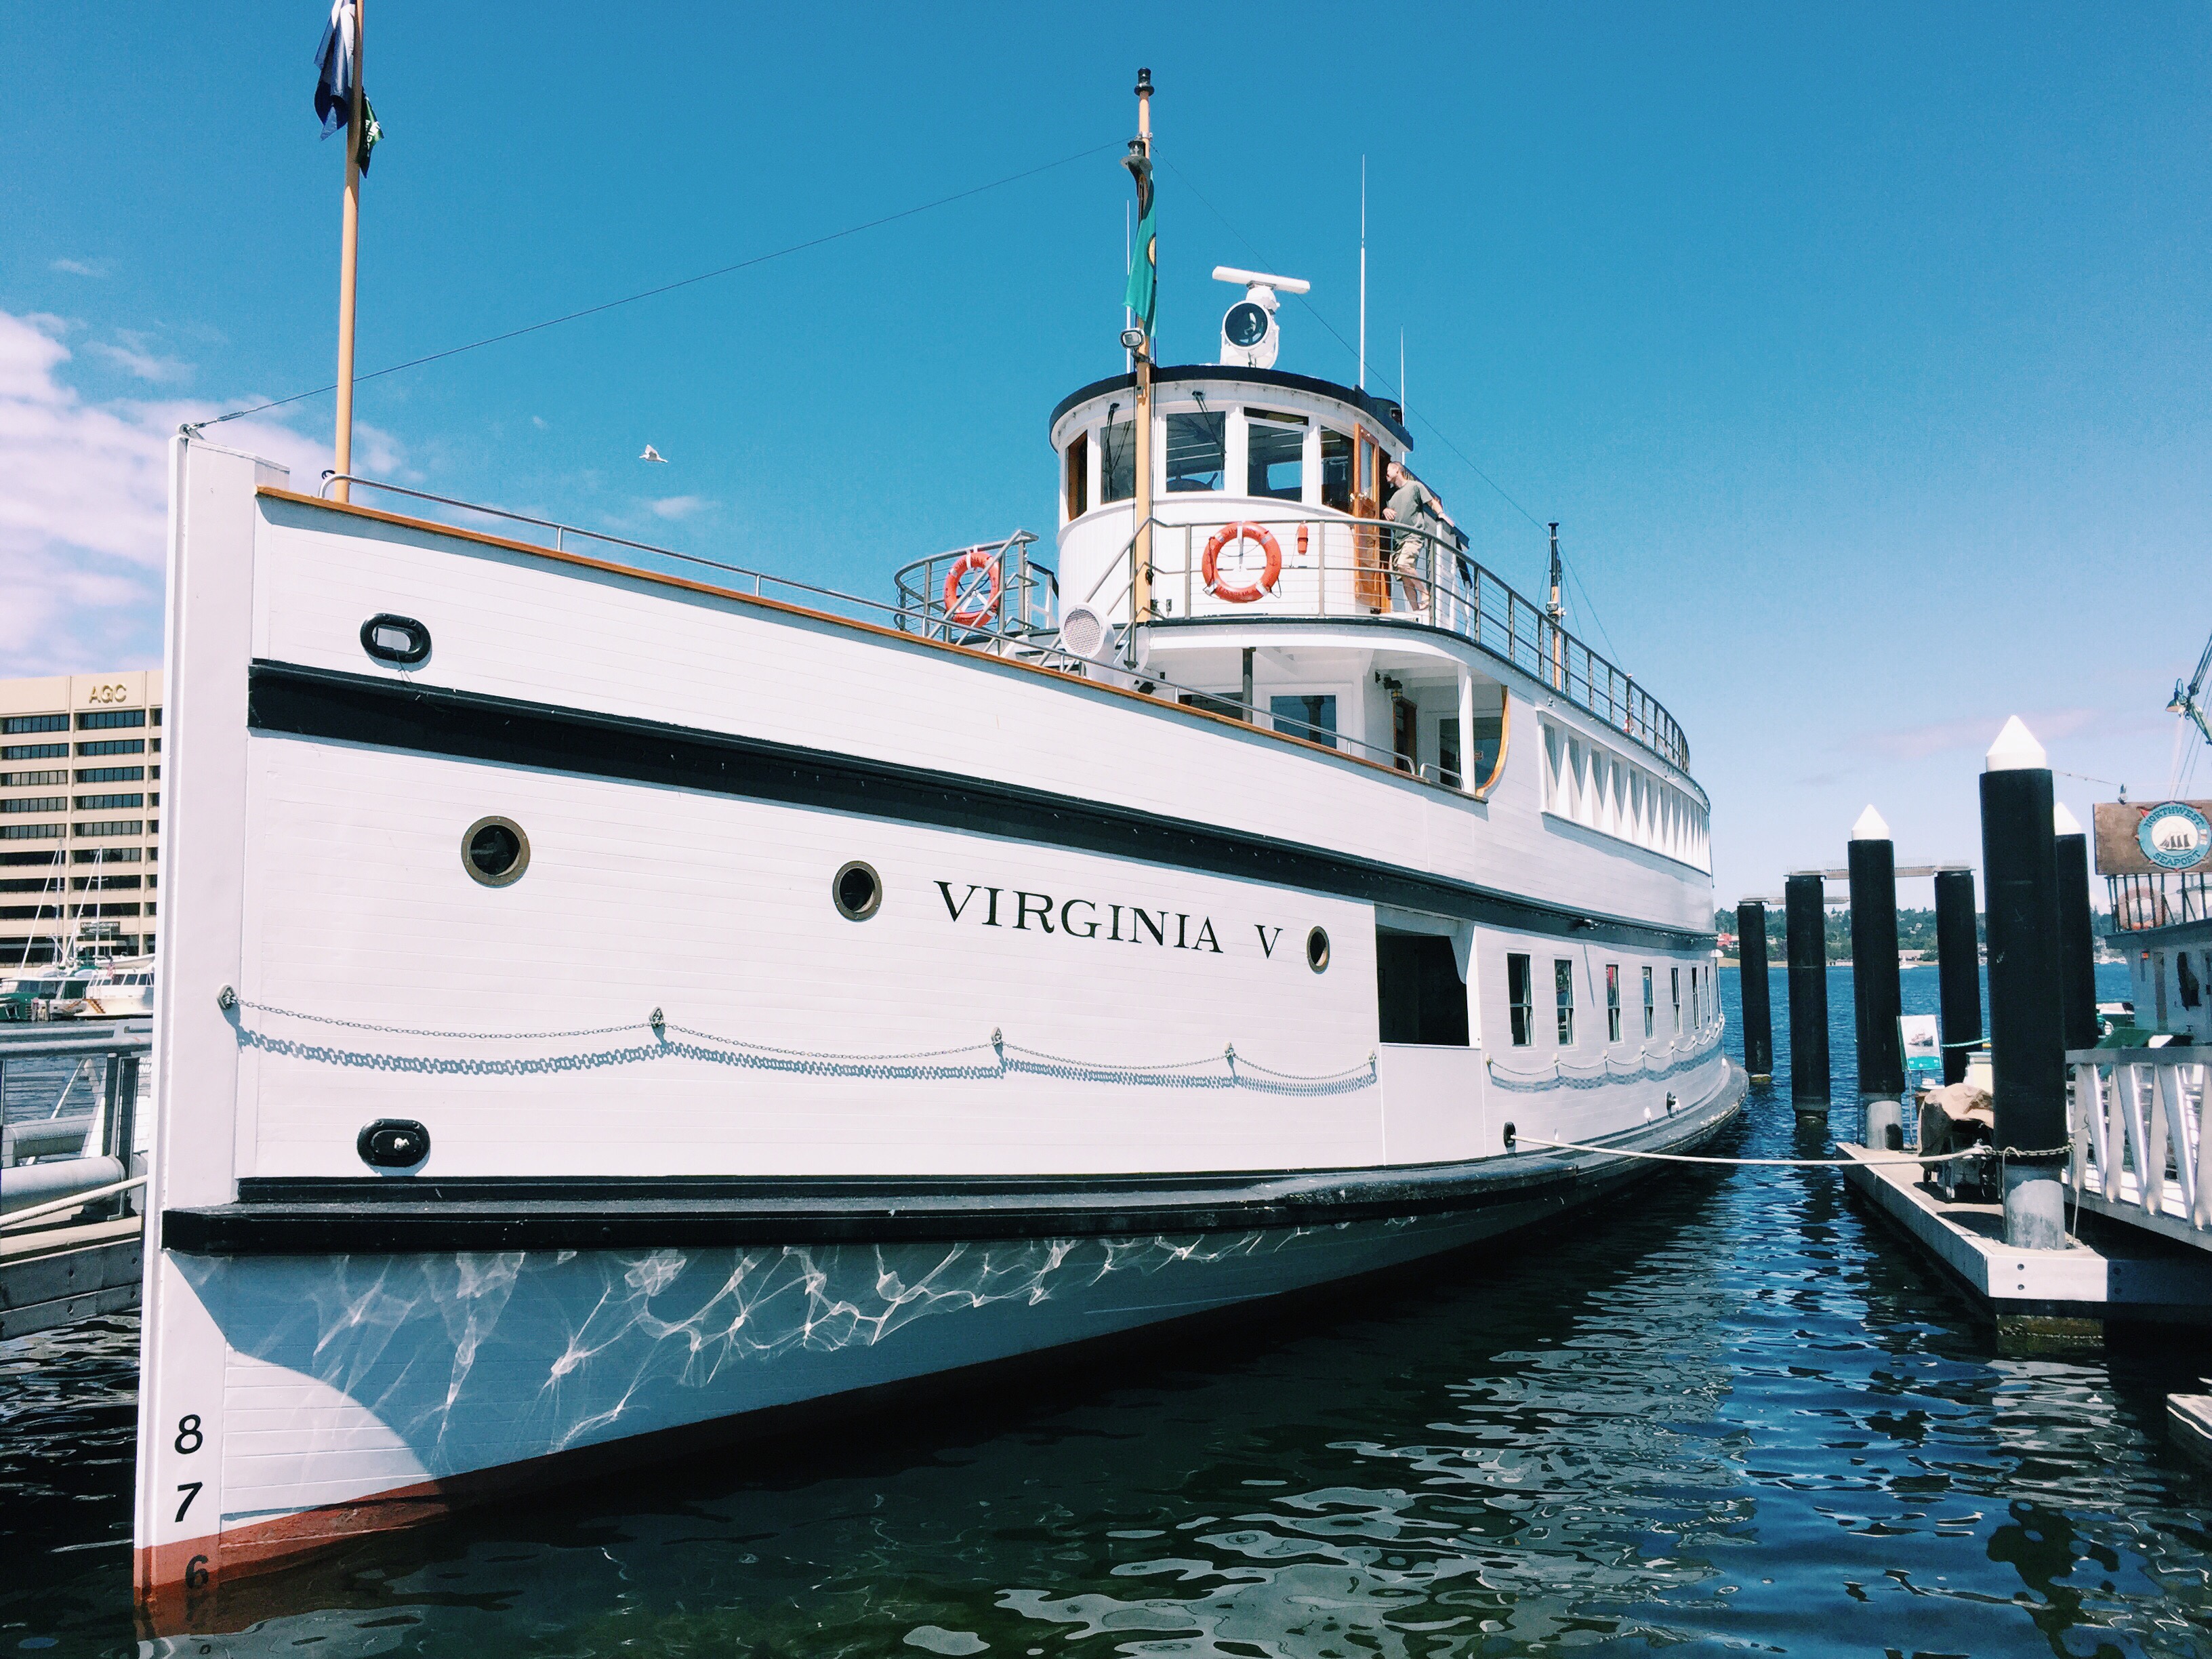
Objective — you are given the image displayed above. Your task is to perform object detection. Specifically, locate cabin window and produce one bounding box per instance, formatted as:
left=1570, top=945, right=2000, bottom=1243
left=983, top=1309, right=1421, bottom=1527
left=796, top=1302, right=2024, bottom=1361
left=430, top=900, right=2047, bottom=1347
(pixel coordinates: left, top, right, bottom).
left=1671, top=966, right=1681, bottom=1035
left=1100, top=419, right=1136, bottom=504
left=1643, top=966, right=1654, bottom=1037
left=1555, top=959, right=1576, bottom=1044
left=1246, top=413, right=1305, bottom=500
left=1178, top=691, right=1246, bottom=721
left=1469, top=714, right=1504, bottom=788
left=1321, top=429, right=1354, bottom=510
left=1063, top=430, right=1088, bottom=520
left=1438, top=718, right=1461, bottom=788
left=1607, top=964, right=1622, bottom=1042
left=1269, top=695, right=1337, bottom=748
left=1507, top=953, right=1533, bottom=1046
left=1376, top=929, right=1469, bottom=1046
left=1165, top=412, right=1225, bottom=491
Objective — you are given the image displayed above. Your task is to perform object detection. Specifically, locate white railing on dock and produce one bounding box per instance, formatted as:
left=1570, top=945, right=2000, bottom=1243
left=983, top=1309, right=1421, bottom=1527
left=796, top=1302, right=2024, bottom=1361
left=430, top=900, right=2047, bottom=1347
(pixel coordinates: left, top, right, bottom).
left=2068, top=1046, right=2212, bottom=1246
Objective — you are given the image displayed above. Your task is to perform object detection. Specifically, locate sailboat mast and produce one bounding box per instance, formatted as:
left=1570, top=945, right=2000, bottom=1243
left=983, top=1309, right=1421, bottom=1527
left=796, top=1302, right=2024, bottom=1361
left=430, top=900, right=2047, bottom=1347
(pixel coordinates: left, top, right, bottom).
left=332, top=0, right=365, bottom=503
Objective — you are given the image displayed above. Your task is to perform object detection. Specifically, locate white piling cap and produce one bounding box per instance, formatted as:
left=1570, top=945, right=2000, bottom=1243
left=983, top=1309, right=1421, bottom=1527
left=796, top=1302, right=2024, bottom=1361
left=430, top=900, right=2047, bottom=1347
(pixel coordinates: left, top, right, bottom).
left=1850, top=804, right=1891, bottom=842
left=2053, top=800, right=2083, bottom=836
left=1984, top=716, right=2047, bottom=773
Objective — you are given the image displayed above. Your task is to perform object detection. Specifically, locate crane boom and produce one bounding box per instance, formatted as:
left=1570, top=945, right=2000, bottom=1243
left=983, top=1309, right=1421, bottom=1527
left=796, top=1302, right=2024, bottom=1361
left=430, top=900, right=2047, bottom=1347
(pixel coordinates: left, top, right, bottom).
left=2171, top=631, right=2212, bottom=749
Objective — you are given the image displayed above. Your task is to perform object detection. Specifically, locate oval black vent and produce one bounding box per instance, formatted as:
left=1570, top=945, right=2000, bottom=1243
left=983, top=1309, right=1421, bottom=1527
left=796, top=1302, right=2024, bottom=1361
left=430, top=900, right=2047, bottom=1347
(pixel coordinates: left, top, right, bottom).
left=361, top=613, right=431, bottom=665
left=357, top=1118, right=430, bottom=1170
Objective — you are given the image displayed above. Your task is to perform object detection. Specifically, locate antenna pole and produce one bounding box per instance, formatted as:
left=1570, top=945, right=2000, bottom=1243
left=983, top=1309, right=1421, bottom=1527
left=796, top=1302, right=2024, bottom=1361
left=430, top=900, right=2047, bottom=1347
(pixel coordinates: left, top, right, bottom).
left=1131, top=68, right=1155, bottom=628
left=1547, top=521, right=1564, bottom=690
left=1358, top=157, right=1367, bottom=391
left=332, top=0, right=365, bottom=504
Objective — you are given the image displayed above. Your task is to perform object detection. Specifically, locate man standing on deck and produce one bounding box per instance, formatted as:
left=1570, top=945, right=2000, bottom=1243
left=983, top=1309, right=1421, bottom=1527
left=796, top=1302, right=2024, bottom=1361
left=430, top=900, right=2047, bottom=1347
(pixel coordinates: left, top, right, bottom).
left=1382, top=462, right=1447, bottom=611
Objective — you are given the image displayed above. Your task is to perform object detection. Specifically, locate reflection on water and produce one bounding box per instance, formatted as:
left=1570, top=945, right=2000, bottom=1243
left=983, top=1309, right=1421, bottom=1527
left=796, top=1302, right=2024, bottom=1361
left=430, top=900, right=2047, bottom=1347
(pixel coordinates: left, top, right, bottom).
left=7, top=965, right=2212, bottom=1657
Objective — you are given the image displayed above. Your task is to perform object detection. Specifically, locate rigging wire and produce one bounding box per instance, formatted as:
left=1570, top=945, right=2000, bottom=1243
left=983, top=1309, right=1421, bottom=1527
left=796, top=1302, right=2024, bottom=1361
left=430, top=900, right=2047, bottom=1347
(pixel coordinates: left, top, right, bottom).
left=197, top=138, right=1124, bottom=429
left=1160, top=155, right=1624, bottom=657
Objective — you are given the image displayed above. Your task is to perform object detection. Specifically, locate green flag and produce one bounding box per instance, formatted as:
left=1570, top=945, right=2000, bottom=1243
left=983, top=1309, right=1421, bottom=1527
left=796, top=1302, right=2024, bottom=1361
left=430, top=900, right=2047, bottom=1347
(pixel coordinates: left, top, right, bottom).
left=1122, top=150, right=1155, bottom=340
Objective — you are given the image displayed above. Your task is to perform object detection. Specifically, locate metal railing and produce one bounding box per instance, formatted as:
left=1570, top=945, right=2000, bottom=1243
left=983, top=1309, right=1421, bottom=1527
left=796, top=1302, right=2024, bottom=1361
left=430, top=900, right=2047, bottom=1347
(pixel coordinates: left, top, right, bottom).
left=1106, top=512, right=1691, bottom=775
left=312, top=475, right=1441, bottom=784
left=2107, top=871, right=2212, bottom=933
left=1, top=1019, right=149, bottom=1231
left=894, top=533, right=1055, bottom=644
left=2068, top=1045, right=2212, bottom=1238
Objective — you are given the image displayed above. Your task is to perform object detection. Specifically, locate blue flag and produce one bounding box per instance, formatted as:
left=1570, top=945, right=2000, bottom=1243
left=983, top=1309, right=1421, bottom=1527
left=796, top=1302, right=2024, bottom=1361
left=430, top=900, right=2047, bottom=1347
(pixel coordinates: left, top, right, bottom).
left=312, top=0, right=355, bottom=136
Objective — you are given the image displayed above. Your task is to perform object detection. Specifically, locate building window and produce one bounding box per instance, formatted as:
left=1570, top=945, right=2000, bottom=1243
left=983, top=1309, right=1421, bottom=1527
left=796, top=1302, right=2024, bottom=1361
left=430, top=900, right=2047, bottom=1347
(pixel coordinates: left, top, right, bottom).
left=2, top=714, right=68, bottom=735
left=1643, top=966, right=1655, bottom=1038
left=76, top=709, right=146, bottom=730
left=73, top=794, right=144, bottom=811
left=1555, top=959, right=1576, bottom=1044
left=1063, top=430, right=1088, bottom=520
left=1164, top=411, right=1225, bottom=491
left=73, top=847, right=140, bottom=863
left=152, top=708, right=163, bottom=725
left=76, top=739, right=144, bottom=757
left=0, top=824, right=63, bottom=840
left=75, top=767, right=142, bottom=783
left=1672, top=966, right=1682, bottom=1036
left=1269, top=695, right=1338, bottom=749
left=1607, top=964, right=1622, bottom=1042
left=1246, top=413, right=1305, bottom=500
left=70, top=875, right=142, bottom=891
left=1, top=797, right=66, bottom=814
left=1320, top=429, right=1354, bottom=511
left=1100, top=418, right=1136, bottom=504
left=0, top=772, right=66, bottom=788
left=75, top=821, right=143, bottom=838
left=2, top=743, right=69, bottom=762
left=1507, top=953, right=1533, bottom=1046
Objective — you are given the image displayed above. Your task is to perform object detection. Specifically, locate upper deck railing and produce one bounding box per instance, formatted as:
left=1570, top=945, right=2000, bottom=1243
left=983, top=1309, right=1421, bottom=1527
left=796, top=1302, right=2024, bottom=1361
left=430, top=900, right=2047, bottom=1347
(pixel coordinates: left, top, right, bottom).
left=2108, top=871, right=2212, bottom=934
left=308, top=475, right=1443, bottom=782
left=1099, top=512, right=1692, bottom=774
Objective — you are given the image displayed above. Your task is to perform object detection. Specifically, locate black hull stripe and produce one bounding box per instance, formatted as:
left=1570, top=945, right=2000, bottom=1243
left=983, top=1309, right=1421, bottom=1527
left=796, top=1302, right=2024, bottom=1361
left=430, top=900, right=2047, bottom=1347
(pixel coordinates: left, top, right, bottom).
left=162, top=1072, right=1744, bottom=1254
left=246, top=661, right=1713, bottom=953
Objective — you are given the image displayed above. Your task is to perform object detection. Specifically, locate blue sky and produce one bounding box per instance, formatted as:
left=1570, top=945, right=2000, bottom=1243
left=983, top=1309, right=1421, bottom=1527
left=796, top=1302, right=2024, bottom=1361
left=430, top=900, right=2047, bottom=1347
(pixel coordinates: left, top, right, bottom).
left=3, top=3, right=2207, bottom=905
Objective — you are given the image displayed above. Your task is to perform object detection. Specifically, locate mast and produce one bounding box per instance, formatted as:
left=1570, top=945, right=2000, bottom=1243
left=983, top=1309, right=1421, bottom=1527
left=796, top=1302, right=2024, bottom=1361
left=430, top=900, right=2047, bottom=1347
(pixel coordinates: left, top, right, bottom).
left=1130, top=68, right=1155, bottom=628
left=1547, top=522, right=1564, bottom=690
left=1358, top=157, right=1367, bottom=390
left=332, top=0, right=365, bottom=503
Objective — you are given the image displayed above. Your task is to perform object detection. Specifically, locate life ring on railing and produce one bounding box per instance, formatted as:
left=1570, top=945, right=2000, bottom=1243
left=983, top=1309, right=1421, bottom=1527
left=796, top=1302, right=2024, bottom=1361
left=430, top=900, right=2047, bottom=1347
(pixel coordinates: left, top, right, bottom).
left=1202, top=523, right=1283, bottom=603
left=942, top=546, right=1003, bottom=626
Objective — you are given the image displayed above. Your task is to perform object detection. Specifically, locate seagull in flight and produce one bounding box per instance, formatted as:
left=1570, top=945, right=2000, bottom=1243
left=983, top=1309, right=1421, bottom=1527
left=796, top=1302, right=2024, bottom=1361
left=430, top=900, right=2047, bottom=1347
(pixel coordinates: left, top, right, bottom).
left=640, top=444, right=668, bottom=464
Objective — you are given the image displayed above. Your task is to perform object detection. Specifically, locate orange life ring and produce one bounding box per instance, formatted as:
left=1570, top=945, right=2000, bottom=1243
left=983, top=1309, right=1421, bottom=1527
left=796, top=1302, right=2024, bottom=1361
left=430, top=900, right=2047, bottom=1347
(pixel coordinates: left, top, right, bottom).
left=942, top=546, right=1003, bottom=626
left=1202, top=523, right=1283, bottom=603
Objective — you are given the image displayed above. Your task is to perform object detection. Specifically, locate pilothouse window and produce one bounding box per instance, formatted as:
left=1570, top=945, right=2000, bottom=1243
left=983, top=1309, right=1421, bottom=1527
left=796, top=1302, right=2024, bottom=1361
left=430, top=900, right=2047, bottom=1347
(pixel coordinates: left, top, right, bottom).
left=1063, top=430, right=1088, bottom=520
left=1165, top=412, right=1225, bottom=491
left=1321, top=429, right=1354, bottom=511
left=1246, top=413, right=1305, bottom=501
left=1101, top=419, right=1136, bottom=504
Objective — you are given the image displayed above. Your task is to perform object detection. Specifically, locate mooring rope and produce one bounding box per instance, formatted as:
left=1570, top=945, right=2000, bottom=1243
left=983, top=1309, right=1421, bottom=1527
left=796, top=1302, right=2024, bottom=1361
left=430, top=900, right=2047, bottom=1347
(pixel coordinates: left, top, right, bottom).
left=1510, top=1134, right=2073, bottom=1168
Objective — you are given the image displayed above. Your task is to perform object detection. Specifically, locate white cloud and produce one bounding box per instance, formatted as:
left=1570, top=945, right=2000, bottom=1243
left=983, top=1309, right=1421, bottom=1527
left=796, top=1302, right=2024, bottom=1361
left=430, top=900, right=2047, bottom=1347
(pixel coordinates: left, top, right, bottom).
left=0, top=308, right=398, bottom=677
left=85, top=335, right=196, bottom=386
left=648, top=494, right=710, bottom=521
left=50, top=258, right=109, bottom=278
left=531, top=415, right=548, bottom=430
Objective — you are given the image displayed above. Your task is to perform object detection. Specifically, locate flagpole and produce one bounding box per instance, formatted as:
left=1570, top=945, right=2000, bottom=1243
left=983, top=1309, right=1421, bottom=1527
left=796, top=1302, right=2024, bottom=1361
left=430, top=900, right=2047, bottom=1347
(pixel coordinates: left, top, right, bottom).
left=1130, top=67, right=1154, bottom=630
left=332, top=0, right=364, bottom=503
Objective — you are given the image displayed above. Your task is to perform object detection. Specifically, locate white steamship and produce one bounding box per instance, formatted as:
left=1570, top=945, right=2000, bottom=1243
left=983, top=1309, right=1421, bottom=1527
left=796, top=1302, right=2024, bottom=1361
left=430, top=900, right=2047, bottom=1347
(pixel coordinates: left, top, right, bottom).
left=133, top=212, right=1741, bottom=1626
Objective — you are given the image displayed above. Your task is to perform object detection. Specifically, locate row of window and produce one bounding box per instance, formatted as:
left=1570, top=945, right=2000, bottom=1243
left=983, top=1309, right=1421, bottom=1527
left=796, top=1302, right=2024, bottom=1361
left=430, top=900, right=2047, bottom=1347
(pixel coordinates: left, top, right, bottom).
left=0, top=794, right=148, bottom=813
left=0, top=738, right=157, bottom=761
left=0, top=709, right=160, bottom=737
left=0, top=766, right=155, bottom=787
left=1504, top=954, right=1715, bottom=1048
left=0, top=821, right=150, bottom=840
left=1064, top=408, right=1376, bottom=519
left=0, top=848, right=151, bottom=867
left=0, top=902, right=152, bottom=920
left=0, top=875, right=152, bottom=893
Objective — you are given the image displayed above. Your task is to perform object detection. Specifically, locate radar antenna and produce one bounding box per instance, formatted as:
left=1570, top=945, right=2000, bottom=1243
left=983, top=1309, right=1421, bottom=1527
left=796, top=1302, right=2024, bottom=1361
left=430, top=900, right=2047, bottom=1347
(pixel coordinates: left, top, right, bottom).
left=2171, top=631, right=2212, bottom=750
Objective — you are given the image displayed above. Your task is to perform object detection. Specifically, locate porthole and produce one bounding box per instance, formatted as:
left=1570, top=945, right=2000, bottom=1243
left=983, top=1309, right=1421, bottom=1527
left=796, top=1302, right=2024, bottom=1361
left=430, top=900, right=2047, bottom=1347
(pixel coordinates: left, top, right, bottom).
left=1306, top=925, right=1330, bottom=972
left=463, top=816, right=529, bottom=886
left=833, top=860, right=882, bottom=921
left=361, top=613, right=431, bottom=665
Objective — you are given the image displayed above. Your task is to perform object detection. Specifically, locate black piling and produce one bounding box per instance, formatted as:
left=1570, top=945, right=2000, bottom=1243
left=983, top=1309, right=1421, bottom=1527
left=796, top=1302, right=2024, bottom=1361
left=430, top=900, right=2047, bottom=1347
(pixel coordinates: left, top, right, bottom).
left=1785, top=872, right=1830, bottom=1109
left=1847, top=818, right=1905, bottom=1096
left=1980, top=724, right=2068, bottom=1246
left=2054, top=814, right=2098, bottom=1053
left=1736, top=899, right=1774, bottom=1082
left=1933, top=867, right=1982, bottom=1086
